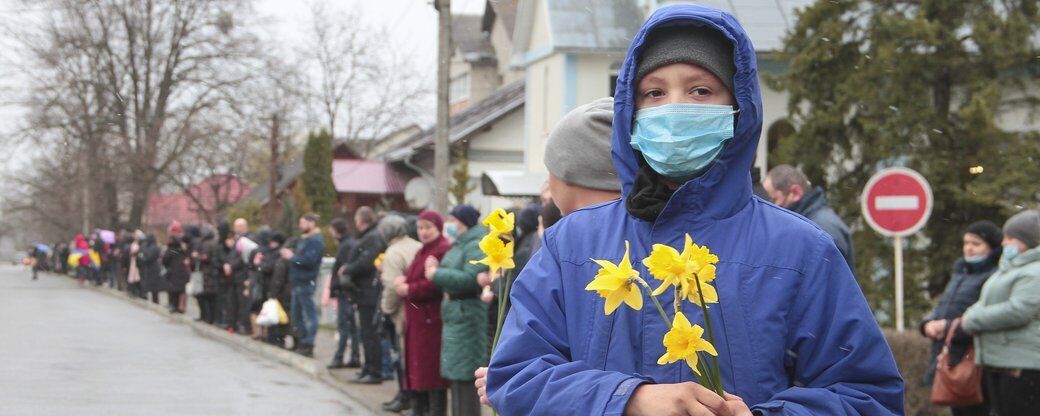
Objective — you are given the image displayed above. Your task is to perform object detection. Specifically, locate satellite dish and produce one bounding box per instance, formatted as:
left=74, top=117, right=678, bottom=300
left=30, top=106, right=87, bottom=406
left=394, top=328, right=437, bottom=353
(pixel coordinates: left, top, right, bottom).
left=404, top=177, right=433, bottom=210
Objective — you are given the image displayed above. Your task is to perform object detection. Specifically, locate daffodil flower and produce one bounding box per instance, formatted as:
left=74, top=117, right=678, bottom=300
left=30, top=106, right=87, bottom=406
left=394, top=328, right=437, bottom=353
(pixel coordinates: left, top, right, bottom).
left=585, top=241, right=644, bottom=315
left=657, top=311, right=718, bottom=375
left=470, top=234, right=515, bottom=276
left=643, top=234, right=719, bottom=306
left=374, top=253, right=385, bottom=268
left=483, top=208, right=515, bottom=237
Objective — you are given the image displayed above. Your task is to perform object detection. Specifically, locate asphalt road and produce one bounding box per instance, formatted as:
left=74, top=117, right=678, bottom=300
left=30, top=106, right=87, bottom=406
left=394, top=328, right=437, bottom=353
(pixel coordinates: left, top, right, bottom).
left=0, top=265, right=366, bottom=415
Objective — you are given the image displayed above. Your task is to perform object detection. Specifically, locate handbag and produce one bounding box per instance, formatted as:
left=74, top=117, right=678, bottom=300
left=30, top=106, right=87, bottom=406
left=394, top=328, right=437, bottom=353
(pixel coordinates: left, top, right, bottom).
left=185, top=270, right=204, bottom=296
left=930, top=318, right=984, bottom=406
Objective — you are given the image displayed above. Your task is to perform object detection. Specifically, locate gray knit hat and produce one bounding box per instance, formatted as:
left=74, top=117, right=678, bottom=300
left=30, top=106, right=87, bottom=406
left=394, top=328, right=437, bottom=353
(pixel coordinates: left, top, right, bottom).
left=634, top=25, right=736, bottom=94
left=1003, top=210, right=1040, bottom=249
left=543, top=97, right=621, bottom=192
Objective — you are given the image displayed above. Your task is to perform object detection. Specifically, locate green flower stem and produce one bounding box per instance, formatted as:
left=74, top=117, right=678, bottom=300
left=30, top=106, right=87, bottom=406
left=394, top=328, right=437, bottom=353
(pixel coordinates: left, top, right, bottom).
left=635, top=278, right=671, bottom=326
left=492, top=269, right=511, bottom=352
left=694, top=354, right=718, bottom=392
left=692, top=272, right=723, bottom=396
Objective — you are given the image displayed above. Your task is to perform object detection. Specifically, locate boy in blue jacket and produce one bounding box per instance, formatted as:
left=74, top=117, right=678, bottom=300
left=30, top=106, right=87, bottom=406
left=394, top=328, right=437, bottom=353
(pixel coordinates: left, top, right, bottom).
left=486, top=5, right=903, bottom=415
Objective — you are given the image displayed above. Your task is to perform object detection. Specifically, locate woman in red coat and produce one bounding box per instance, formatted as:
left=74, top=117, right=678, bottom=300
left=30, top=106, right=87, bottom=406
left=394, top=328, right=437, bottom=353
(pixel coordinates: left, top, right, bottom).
left=395, top=210, right=452, bottom=415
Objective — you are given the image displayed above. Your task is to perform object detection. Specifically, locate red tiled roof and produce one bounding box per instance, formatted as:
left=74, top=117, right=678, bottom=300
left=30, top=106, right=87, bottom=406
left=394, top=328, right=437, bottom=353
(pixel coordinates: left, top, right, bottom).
left=332, top=159, right=407, bottom=194
left=145, top=176, right=251, bottom=227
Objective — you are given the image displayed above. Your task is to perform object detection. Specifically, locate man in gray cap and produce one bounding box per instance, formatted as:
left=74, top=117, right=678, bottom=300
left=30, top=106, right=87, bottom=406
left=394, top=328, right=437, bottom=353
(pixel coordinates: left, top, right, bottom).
left=543, top=96, right=622, bottom=215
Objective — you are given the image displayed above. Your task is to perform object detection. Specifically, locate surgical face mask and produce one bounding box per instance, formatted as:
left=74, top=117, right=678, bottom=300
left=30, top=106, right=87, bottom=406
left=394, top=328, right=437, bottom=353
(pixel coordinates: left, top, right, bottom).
left=964, top=254, right=988, bottom=264
left=630, top=103, right=736, bottom=183
left=1002, top=245, right=1020, bottom=261
left=444, top=222, right=458, bottom=240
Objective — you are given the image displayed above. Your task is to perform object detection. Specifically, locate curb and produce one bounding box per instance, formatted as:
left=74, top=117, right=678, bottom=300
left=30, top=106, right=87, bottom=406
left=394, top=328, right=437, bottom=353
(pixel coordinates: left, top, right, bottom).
left=84, top=282, right=382, bottom=415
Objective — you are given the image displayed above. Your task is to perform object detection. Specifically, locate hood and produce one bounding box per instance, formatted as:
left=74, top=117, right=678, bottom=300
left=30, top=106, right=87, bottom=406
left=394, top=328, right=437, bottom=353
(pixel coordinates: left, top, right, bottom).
left=788, top=187, right=827, bottom=216
left=612, top=4, right=762, bottom=221
left=74, top=234, right=89, bottom=250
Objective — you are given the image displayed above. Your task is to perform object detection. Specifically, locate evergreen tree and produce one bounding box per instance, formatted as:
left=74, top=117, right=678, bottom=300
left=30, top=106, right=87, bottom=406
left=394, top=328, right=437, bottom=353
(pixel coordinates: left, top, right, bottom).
left=772, top=0, right=1040, bottom=325
left=450, top=145, right=477, bottom=205
left=302, top=129, right=337, bottom=224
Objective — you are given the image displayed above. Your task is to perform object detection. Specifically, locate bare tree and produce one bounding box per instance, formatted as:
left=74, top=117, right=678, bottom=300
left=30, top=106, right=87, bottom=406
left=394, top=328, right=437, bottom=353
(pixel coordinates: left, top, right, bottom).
left=53, top=0, right=259, bottom=228
left=306, top=2, right=431, bottom=155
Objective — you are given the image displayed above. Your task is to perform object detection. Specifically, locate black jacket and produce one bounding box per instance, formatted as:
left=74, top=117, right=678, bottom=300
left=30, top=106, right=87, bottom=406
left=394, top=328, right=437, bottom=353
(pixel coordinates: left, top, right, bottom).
left=787, top=187, right=855, bottom=271
left=162, top=240, right=190, bottom=289
left=137, top=239, right=163, bottom=292
left=337, top=226, right=386, bottom=305
left=920, top=251, right=1000, bottom=384
left=329, top=236, right=355, bottom=297
left=199, top=238, right=223, bottom=295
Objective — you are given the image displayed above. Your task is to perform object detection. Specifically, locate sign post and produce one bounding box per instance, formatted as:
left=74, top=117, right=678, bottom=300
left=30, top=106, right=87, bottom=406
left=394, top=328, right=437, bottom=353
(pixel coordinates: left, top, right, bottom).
left=861, top=167, right=933, bottom=331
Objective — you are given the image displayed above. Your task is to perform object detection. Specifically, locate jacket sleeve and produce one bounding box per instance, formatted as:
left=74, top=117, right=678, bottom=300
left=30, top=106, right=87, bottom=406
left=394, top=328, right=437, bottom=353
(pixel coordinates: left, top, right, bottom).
left=487, top=236, right=645, bottom=416
left=380, top=249, right=408, bottom=315
left=962, top=271, right=1040, bottom=333
left=432, top=245, right=487, bottom=295
left=405, top=254, right=442, bottom=301
left=752, top=238, right=903, bottom=416
left=290, top=237, right=324, bottom=270
left=340, top=238, right=379, bottom=281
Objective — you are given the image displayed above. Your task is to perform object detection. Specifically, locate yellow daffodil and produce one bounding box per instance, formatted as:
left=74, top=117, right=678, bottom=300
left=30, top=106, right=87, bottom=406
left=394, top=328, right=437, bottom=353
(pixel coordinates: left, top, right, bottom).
left=374, top=253, right=385, bottom=268
left=584, top=241, right=644, bottom=315
left=470, top=234, right=515, bottom=276
left=483, top=208, right=515, bottom=237
left=643, top=234, right=719, bottom=306
left=657, top=311, right=718, bottom=375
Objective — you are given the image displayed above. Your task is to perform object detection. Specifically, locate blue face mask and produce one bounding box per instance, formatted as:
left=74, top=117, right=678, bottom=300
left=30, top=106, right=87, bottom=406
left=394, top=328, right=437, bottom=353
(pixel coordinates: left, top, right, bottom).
left=964, top=254, right=988, bottom=264
left=630, top=103, right=736, bottom=183
left=444, top=222, right=458, bottom=240
left=1003, top=245, right=1020, bottom=261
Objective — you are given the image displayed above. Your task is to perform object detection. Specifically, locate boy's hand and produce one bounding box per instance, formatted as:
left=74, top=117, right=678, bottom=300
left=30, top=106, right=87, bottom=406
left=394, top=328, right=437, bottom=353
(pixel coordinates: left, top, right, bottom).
left=624, top=383, right=752, bottom=416
left=474, top=367, right=490, bottom=405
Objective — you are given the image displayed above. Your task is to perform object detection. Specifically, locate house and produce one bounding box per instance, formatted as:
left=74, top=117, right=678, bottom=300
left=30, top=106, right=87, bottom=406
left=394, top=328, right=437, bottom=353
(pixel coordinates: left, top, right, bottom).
left=145, top=175, right=251, bottom=229
left=245, top=143, right=413, bottom=223
left=372, top=0, right=847, bottom=214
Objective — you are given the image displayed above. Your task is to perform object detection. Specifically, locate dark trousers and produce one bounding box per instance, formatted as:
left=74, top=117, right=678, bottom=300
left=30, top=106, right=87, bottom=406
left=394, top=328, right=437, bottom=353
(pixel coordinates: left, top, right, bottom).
left=332, top=295, right=360, bottom=364
left=357, top=303, right=383, bottom=377
left=449, top=380, right=481, bottom=416
left=168, top=290, right=184, bottom=312
left=985, top=368, right=1040, bottom=416
left=223, top=281, right=249, bottom=330
left=196, top=294, right=218, bottom=323
left=146, top=290, right=160, bottom=304
left=411, top=389, right=446, bottom=416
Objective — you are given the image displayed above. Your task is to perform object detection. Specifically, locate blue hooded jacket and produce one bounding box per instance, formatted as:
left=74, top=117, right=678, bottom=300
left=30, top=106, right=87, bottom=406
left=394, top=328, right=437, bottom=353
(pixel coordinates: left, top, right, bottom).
left=487, top=5, right=903, bottom=415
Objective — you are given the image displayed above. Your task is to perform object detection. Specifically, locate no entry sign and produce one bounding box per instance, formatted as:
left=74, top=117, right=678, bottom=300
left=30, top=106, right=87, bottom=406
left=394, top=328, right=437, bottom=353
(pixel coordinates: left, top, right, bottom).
left=862, top=167, right=933, bottom=237
left=861, top=167, right=932, bottom=331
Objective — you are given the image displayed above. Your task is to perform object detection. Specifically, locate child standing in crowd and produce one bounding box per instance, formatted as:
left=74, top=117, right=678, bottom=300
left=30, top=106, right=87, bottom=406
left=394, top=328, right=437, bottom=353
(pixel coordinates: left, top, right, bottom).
left=487, top=4, right=902, bottom=415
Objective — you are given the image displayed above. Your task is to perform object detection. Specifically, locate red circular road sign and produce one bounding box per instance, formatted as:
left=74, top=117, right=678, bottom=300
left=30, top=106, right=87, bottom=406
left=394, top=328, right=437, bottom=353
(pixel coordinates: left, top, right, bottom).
left=862, top=167, right=933, bottom=237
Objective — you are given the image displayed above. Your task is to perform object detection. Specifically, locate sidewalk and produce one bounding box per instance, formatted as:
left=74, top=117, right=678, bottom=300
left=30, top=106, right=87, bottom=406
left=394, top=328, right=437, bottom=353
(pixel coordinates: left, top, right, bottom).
left=82, top=279, right=398, bottom=415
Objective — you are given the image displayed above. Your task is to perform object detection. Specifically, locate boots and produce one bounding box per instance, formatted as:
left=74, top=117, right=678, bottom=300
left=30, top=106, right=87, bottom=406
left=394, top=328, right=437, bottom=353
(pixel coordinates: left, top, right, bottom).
left=382, top=390, right=411, bottom=413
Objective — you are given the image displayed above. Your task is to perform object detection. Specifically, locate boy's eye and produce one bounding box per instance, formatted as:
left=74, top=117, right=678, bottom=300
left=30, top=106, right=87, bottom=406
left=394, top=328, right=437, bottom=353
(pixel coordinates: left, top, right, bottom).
left=643, top=89, right=664, bottom=98
left=690, top=87, right=712, bottom=96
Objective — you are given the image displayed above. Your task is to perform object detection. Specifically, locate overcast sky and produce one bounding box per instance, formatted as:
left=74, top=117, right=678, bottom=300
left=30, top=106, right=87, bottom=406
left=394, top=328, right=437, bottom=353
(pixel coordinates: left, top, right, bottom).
left=0, top=0, right=484, bottom=170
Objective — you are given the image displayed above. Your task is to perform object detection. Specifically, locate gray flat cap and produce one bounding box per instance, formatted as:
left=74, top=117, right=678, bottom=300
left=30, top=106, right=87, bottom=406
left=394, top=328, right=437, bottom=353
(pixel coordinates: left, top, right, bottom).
left=634, top=25, right=736, bottom=94
left=544, top=97, right=621, bottom=192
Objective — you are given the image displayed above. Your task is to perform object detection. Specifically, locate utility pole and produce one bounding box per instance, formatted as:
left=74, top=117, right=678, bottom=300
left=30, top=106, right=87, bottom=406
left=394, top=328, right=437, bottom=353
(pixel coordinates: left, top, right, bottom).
left=433, top=0, right=451, bottom=213
left=266, top=112, right=281, bottom=225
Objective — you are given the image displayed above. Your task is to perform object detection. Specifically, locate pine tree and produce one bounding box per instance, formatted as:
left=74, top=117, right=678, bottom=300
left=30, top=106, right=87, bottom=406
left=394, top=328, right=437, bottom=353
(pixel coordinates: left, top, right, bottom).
left=450, top=145, right=477, bottom=205
left=772, top=0, right=1040, bottom=325
left=302, top=129, right=337, bottom=224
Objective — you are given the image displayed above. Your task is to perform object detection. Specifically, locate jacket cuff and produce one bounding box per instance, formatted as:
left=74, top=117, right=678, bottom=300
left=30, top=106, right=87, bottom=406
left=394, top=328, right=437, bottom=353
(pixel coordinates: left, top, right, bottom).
left=603, top=377, right=646, bottom=416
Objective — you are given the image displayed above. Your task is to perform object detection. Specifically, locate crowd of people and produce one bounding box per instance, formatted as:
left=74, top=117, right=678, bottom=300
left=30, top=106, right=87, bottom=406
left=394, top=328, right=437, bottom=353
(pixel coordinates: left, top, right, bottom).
left=23, top=4, right=1040, bottom=416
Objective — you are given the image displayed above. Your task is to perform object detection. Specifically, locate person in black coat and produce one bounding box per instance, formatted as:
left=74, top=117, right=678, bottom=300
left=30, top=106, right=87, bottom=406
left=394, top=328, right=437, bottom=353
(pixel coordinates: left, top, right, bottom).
left=162, top=235, right=190, bottom=314
left=340, top=207, right=387, bottom=384
left=763, top=164, right=855, bottom=271
left=920, top=221, right=1003, bottom=416
left=196, top=226, right=222, bottom=324
left=137, top=234, right=163, bottom=304
left=262, top=233, right=293, bottom=347
left=328, top=218, right=361, bottom=369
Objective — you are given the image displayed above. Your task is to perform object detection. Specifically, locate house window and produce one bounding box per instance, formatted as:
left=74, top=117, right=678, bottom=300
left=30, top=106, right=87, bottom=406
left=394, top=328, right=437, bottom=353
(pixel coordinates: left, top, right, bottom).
left=450, top=73, right=470, bottom=104
left=609, top=61, right=622, bottom=97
